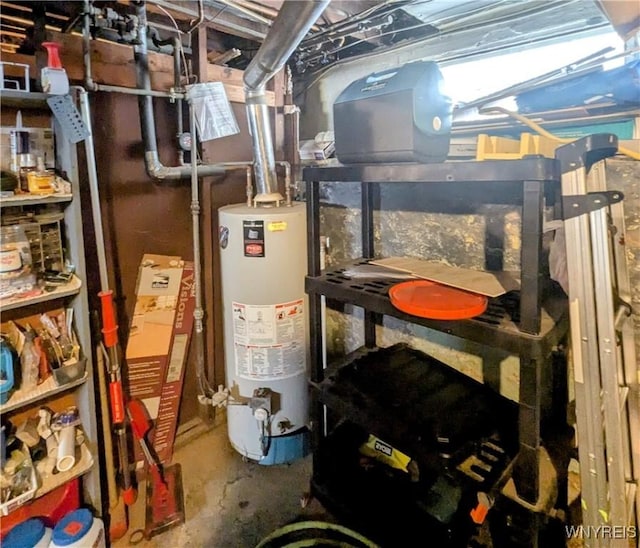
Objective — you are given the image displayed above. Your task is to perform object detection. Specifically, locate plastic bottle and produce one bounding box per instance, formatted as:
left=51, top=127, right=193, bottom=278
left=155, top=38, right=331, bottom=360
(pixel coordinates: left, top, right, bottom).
left=18, top=153, right=36, bottom=193
left=50, top=508, right=106, bottom=548
left=3, top=517, right=53, bottom=548
left=0, top=224, right=36, bottom=299
left=20, top=329, right=40, bottom=392
left=0, top=339, right=16, bottom=403
left=33, top=335, right=51, bottom=384
left=27, top=157, right=55, bottom=195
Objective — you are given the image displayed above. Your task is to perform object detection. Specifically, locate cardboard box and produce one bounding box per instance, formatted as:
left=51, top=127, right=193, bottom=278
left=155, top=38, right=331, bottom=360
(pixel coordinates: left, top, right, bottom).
left=299, top=131, right=335, bottom=161
left=125, top=254, right=195, bottom=465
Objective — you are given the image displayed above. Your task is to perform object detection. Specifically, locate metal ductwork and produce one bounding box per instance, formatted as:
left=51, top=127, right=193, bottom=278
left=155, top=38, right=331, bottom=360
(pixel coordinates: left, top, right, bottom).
left=243, top=0, right=330, bottom=201
left=133, top=0, right=225, bottom=180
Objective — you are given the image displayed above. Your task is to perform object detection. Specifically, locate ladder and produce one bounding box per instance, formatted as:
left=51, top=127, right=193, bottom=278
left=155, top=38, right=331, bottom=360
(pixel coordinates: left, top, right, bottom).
left=557, top=134, right=640, bottom=547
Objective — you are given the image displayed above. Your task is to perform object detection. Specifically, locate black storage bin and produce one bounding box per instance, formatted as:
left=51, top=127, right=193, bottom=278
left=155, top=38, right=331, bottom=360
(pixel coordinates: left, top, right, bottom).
left=333, top=60, right=452, bottom=164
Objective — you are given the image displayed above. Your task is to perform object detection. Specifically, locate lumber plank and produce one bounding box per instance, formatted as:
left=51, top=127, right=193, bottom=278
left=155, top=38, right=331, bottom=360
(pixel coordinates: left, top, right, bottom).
left=370, top=256, right=520, bottom=297
left=0, top=31, right=274, bottom=105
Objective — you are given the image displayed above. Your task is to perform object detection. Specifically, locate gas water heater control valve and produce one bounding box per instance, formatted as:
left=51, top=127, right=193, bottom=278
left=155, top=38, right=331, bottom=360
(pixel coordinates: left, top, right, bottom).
left=249, top=387, right=273, bottom=420
left=253, top=408, right=269, bottom=422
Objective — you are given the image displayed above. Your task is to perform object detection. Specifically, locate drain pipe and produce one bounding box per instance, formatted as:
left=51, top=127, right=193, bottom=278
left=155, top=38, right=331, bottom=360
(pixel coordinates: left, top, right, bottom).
left=243, top=0, right=330, bottom=202
left=84, top=1, right=187, bottom=168
left=133, top=0, right=225, bottom=180
left=172, top=36, right=185, bottom=166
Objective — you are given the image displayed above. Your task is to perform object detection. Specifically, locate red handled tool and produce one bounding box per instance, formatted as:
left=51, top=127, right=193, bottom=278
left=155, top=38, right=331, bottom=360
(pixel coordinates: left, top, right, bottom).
left=127, top=398, right=185, bottom=539
left=99, top=290, right=136, bottom=506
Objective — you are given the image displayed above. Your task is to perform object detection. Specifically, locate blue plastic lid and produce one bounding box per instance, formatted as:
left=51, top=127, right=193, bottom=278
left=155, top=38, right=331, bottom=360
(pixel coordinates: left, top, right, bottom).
left=52, top=509, right=93, bottom=546
left=4, top=518, right=47, bottom=547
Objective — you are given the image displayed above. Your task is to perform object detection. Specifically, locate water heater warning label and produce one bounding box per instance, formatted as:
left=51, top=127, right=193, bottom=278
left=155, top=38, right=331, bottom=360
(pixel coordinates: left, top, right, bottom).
left=232, top=300, right=305, bottom=380
left=243, top=220, right=265, bottom=257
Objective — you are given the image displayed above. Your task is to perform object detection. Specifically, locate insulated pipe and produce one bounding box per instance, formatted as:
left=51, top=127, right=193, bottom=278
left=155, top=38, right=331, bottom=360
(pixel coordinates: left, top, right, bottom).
left=216, top=0, right=272, bottom=25
left=231, top=0, right=321, bottom=31
left=133, top=0, right=225, bottom=180
left=243, top=0, right=329, bottom=199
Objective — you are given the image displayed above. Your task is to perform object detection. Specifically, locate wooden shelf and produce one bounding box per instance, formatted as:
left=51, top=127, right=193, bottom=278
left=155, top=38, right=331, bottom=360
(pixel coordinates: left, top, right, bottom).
left=0, top=275, right=82, bottom=312
left=0, top=372, right=88, bottom=414
left=0, top=90, right=49, bottom=109
left=2, top=441, right=95, bottom=516
left=0, top=193, right=73, bottom=208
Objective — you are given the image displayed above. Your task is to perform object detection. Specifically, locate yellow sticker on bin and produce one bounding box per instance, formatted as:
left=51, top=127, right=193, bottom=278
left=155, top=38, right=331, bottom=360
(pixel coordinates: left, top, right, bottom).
left=359, top=434, right=412, bottom=473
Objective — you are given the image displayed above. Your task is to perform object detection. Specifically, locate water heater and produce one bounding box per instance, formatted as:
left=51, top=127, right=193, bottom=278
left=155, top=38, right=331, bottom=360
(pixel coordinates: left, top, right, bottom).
left=218, top=202, right=309, bottom=464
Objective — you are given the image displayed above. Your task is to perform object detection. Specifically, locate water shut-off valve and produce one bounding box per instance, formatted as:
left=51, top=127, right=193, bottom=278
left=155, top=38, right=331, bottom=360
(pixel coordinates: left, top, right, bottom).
left=198, top=385, right=230, bottom=408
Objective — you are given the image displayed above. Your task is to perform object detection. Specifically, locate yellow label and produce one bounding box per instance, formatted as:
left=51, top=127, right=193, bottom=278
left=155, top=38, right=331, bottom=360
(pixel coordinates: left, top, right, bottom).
left=359, top=434, right=411, bottom=473
left=267, top=221, right=287, bottom=232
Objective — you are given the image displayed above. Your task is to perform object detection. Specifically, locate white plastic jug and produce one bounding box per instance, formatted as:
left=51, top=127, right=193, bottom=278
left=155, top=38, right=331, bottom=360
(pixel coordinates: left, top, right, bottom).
left=50, top=509, right=105, bottom=548
left=4, top=518, right=52, bottom=548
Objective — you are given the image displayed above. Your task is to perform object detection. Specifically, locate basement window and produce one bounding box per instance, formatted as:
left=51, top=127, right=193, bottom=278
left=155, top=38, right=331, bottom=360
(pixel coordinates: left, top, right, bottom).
left=441, top=31, right=625, bottom=107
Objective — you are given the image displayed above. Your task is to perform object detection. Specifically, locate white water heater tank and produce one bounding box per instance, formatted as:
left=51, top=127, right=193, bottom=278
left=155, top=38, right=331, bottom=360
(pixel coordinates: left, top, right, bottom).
left=218, top=202, right=309, bottom=463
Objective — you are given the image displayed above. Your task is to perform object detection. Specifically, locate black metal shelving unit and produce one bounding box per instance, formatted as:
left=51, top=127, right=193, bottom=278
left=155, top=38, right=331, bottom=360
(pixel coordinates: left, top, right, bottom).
left=304, top=157, right=574, bottom=545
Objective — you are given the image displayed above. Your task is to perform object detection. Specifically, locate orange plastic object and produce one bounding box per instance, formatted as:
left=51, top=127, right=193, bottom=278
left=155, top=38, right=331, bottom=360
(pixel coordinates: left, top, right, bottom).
left=0, top=479, right=80, bottom=537
left=388, top=280, right=488, bottom=320
left=98, top=290, right=118, bottom=348
left=42, top=42, right=63, bottom=69
left=470, top=502, right=490, bottom=524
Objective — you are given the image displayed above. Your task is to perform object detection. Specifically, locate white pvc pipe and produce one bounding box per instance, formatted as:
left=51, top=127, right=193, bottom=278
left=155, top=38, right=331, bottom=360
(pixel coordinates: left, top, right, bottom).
left=56, top=425, right=76, bottom=472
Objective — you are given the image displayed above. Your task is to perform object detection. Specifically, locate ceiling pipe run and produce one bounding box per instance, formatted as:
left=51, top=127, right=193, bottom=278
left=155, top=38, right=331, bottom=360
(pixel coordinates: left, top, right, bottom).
left=243, top=0, right=330, bottom=202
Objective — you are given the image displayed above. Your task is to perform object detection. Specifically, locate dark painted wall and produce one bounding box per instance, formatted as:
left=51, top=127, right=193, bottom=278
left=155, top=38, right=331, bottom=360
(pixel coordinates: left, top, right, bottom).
left=84, top=91, right=253, bottom=426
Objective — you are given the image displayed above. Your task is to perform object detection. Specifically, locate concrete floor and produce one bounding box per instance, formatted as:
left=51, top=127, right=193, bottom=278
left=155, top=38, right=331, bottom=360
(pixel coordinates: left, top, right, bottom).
left=109, top=416, right=593, bottom=548
left=112, top=415, right=333, bottom=548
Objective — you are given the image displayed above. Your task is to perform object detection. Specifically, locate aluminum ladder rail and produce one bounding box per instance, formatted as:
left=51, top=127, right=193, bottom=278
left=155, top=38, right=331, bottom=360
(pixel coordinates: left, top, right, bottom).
left=557, top=134, right=639, bottom=547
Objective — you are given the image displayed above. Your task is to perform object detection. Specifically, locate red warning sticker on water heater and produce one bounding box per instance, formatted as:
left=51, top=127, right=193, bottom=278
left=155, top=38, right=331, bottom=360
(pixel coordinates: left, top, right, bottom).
left=243, top=220, right=265, bottom=257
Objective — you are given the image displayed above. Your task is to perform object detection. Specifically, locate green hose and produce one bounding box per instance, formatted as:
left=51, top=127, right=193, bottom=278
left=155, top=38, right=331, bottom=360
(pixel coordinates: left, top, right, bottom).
left=286, top=541, right=348, bottom=548
left=255, top=520, right=380, bottom=548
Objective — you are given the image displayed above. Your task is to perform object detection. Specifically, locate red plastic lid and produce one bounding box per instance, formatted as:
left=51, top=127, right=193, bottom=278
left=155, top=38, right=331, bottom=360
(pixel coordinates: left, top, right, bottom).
left=389, top=280, right=488, bottom=320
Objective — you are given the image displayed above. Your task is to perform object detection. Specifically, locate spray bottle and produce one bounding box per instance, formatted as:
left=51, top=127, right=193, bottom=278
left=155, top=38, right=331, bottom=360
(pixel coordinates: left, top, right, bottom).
left=41, top=42, right=69, bottom=95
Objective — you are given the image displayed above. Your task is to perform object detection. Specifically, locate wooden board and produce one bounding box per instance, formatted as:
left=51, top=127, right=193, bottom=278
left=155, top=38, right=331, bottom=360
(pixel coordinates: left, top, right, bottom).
left=370, top=256, right=520, bottom=297
left=1, top=31, right=275, bottom=106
